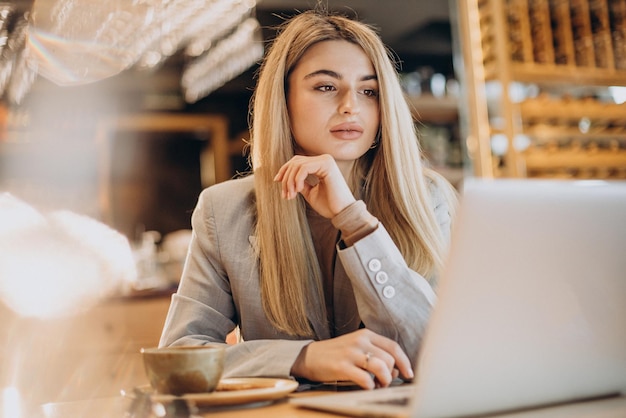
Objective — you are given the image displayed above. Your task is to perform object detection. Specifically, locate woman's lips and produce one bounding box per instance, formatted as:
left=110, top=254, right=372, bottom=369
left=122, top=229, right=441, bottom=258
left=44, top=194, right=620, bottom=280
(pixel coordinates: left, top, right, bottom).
left=330, top=123, right=364, bottom=140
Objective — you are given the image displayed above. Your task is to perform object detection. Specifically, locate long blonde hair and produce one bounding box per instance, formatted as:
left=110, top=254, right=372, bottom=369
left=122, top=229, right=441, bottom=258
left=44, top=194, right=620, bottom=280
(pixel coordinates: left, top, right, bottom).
left=250, top=10, right=456, bottom=337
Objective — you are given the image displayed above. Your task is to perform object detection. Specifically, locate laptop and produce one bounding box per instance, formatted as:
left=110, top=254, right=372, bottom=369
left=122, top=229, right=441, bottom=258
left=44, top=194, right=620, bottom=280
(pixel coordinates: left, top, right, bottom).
left=292, top=178, right=626, bottom=417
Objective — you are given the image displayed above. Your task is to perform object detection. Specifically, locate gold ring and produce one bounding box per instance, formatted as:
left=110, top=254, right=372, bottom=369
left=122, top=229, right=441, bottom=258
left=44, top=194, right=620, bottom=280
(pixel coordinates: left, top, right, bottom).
left=363, top=352, right=372, bottom=370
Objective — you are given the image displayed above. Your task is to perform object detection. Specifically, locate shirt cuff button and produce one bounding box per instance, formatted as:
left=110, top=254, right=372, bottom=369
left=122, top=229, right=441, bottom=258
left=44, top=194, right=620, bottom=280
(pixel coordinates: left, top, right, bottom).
left=382, top=285, right=395, bottom=299
left=375, top=271, right=389, bottom=284
left=368, top=258, right=382, bottom=272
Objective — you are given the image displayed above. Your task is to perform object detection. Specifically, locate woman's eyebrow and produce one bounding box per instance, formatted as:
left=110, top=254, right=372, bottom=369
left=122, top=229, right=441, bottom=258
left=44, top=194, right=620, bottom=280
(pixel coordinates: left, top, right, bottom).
left=304, top=69, right=377, bottom=81
left=304, top=69, right=341, bottom=79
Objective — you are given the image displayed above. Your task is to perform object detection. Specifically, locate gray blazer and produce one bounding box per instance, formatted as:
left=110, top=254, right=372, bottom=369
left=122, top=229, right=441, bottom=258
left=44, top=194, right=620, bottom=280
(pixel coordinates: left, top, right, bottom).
left=159, top=174, right=451, bottom=379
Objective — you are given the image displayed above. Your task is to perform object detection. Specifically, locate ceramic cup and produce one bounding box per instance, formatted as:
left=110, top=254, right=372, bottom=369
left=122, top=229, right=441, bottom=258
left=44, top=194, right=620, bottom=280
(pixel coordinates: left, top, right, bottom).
left=141, top=345, right=225, bottom=395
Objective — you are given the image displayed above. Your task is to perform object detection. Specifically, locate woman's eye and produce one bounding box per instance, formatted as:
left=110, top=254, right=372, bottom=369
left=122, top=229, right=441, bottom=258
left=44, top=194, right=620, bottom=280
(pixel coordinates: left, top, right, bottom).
left=363, top=89, right=378, bottom=98
left=315, top=85, right=335, bottom=92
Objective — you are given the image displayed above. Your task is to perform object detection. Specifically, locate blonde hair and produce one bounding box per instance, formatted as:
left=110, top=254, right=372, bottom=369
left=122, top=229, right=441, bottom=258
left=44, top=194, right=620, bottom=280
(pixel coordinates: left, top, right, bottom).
left=250, top=10, right=456, bottom=337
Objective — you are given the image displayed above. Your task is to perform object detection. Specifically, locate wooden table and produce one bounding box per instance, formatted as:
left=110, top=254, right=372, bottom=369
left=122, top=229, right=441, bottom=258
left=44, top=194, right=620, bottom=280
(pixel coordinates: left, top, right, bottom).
left=39, top=390, right=626, bottom=418
left=195, top=391, right=342, bottom=418
left=0, top=292, right=173, bottom=409
left=39, top=389, right=345, bottom=418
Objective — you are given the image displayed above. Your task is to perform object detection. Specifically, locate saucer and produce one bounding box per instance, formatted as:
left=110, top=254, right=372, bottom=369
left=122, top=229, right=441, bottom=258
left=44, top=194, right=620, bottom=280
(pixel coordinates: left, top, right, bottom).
left=129, top=377, right=299, bottom=406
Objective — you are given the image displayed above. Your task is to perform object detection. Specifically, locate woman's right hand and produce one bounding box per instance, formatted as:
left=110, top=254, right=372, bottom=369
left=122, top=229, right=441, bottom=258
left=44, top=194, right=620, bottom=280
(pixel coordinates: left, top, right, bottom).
left=273, top=154, right=356, bottom=219
left=290, top=328, right=414, bottom=389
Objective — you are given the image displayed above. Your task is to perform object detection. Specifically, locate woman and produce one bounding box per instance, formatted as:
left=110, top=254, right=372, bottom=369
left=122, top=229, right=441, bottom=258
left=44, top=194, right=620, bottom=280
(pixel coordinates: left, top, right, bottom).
left=159, top=10, right=457, bottom=390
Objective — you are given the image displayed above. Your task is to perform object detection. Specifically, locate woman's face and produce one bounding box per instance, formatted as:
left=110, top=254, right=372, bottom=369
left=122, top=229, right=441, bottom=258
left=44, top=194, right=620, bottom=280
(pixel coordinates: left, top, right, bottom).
left=287, top=40, right=380, bottom=173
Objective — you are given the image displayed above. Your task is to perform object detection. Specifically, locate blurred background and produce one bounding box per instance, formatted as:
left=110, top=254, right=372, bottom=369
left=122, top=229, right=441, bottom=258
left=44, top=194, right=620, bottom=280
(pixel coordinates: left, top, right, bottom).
left=0, top=0, right=462, bottom=242
left=1, top=0, right=625, bottom=245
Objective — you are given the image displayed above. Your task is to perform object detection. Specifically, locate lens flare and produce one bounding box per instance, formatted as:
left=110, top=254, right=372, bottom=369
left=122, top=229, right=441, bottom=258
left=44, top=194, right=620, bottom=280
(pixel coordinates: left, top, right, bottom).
left=0, top=193, right=137, bottom=319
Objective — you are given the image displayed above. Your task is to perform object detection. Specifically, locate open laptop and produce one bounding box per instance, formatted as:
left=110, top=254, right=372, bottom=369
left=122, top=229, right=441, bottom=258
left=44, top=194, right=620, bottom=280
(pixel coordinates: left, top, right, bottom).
left=292, top=178, right=626, bottom=417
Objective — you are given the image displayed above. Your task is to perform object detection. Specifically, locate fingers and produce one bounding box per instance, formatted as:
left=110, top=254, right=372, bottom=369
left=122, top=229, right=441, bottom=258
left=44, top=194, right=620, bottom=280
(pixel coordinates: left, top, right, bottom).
left=273, top=156, right=322, bottom=200
left=356, top=331, right=413, bottom=388
left=273, top=154, right=333, bottom=196
left=292, top=330, right=414, bottom=391
left=368, top=333, right=414, bottom=381
left=346, top=349, right=400, bottom=389
left=273, top=155, right=355, bottom=218
left=343, top=331, right=414, bottom=390
left=361, top=352, right=393, bottom=388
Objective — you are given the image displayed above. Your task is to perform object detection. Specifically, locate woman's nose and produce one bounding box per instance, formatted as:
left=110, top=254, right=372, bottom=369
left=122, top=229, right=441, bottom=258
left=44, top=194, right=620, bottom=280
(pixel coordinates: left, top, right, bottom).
left=338, top=90, right=360, bottom=114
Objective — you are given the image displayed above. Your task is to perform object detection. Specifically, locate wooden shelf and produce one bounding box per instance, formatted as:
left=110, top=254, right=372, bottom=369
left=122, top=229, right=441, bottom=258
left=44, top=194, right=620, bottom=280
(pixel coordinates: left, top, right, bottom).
left=520, top=96, right=626, bottom=121
left=96, top=113, right=231, bottom=226
left=524, top=125, right=626, bottom=141
left=456, top=0, right=626, bottom=179
left=509, top=64, right=626, bottom=87
left=524, top=147, right=626, bottom=170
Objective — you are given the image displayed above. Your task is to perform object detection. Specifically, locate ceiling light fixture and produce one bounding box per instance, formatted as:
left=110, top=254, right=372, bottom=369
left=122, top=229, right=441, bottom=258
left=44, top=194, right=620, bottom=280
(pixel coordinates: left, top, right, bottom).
left=0, top=0, right=261, bottom=104
left=182, top=16, right=262, bottom=103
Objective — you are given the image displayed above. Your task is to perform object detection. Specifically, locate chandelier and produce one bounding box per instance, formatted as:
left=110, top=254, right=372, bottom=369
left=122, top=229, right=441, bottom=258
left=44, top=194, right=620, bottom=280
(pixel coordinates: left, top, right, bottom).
left=0, top=0, right=263, bottom=105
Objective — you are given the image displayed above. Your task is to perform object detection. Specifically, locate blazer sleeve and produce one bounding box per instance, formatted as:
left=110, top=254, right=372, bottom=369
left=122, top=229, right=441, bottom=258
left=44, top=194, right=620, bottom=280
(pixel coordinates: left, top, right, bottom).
left=158, top=183, right=312, bottom=379
left=335, top=182, right=452, bottom=367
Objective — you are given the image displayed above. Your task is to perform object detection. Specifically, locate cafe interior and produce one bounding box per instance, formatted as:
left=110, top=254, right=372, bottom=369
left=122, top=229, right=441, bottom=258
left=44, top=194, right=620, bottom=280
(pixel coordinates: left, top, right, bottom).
left=0, top=0, right=625, bottom=416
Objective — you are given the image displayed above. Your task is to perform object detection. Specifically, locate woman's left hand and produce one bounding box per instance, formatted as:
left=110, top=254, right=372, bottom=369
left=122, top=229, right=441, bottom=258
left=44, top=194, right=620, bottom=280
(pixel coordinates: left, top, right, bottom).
left=290, top=328, right=414, bottom=390
left=273, top=154, right=356, bottom=218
